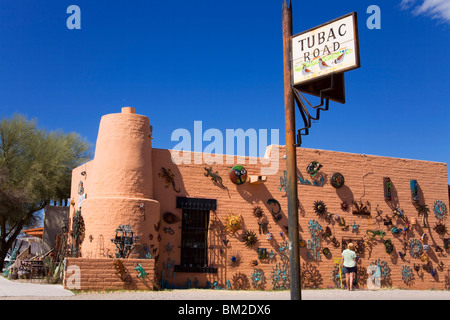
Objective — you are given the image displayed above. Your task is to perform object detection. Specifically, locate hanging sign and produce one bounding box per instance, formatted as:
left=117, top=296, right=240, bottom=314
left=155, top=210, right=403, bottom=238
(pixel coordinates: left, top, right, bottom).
left=292, top=12, right=360, bottom=86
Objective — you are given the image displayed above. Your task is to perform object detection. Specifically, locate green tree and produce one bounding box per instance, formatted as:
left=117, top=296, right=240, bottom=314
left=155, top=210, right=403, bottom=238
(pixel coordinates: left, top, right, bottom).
left=0, top=114, right=91, bottom=271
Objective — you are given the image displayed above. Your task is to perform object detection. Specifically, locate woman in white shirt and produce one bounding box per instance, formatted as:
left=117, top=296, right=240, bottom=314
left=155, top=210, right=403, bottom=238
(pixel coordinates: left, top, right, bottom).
left=341, top=242, right=357, bottom=291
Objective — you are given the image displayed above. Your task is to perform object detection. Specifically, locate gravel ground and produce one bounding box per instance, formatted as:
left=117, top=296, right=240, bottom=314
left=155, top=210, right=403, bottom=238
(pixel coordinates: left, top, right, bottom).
left=1, top=288, right=450, bottom=300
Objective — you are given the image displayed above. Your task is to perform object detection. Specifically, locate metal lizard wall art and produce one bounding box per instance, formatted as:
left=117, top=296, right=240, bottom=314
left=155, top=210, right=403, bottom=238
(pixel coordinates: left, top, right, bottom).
left=204, top=167, right=227, bottom=189
left=158, top=167, right=180, bottom=193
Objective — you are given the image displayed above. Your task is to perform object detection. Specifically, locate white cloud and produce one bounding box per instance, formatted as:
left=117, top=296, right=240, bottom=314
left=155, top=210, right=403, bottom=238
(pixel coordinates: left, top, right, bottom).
left=400, top=0, right=450, bottom=24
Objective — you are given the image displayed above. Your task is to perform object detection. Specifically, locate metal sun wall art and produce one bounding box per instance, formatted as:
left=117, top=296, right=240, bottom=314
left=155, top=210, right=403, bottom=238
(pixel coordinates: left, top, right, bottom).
left=243, top=230, right=258, bottom=248
left=253, top=206, right=264, bottom=218
left=223, top=212, right=243, bottom=235
left=229, top=165, right=247, bottom=185
left=313, top=200, right=327, bottom=216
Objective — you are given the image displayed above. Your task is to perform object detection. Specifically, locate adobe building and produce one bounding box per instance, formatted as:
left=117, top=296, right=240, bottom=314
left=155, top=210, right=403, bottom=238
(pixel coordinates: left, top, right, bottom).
left=64, top=107, right=449, bottom=291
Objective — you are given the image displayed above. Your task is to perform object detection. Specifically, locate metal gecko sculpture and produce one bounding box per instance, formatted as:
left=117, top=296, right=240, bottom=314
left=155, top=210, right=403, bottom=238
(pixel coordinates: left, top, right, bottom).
left=204, top=167, right=227, bottom=189
left=135, top=263, right=149, bottom=284
left=158, top=167, right=180, bottom=193
left=366, top=230, right=386, bottom=239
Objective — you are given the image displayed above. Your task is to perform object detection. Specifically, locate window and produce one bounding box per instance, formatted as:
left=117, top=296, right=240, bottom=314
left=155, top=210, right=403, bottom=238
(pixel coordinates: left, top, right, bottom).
left=174, top=197, right=217, bottom=273
left=180, top=208, right=209, bottom=267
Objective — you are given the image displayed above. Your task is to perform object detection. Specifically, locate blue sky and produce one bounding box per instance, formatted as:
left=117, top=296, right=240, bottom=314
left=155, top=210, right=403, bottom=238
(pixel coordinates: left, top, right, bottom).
left=0, top=1, right=449, bottom=181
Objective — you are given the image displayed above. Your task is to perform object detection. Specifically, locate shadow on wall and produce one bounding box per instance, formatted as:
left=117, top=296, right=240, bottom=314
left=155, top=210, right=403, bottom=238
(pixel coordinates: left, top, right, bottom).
left=236, top=182, right=292, bottom=235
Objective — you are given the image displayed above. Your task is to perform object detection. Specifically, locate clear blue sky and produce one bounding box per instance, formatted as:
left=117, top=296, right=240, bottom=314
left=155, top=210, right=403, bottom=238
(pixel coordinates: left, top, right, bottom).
left=1, top=0, right=449, bottom=182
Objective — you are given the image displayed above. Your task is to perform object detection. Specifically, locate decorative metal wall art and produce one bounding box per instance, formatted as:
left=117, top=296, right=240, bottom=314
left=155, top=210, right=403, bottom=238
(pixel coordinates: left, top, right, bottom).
left=258, top=220, right=269, bottom=234
left=384, top=239, right=394, bottom=254
left=163, top=212, right=180, bottom=224
left=78, top=180, right=84, bottom=195
left=307, top=219, right=323, bottom=260
left=279, top=170, right=287, bottom=192
left=433, top=200, right=447, bottom=220
left=158, top=167, right=180, bottom=193
left=410, top=180, right=419, bottom=203
left=409, top=238, right=424, bottom=258
left=433, top=222, right=448, bottom=237
left=330, top=236, right=340, bottom=248
left=232, top=272, right=250, bottom=290
left=134, top=263, right=149, bottom=284
left=243, top=230, right=258, bottom=247
left=111, top=225, right=138, bottom=259
left=340, top=201, right=350, bottom=212
left=253, top=206, right=264, bottom=218
left=271, top=262, right=289, bottom=290
left=366, top=230, right=386, bottom=239
left=322, top=226, right=332, bottom=239
left=204, top=167, right=226, bottom=189
left=370, top=258, right=391, bottom=283
left=258, top=248, right=268, bottom=260
left=415, top=204, right=430, bottom=227
left=313, top=200, right=327, bottom=216
left=383, top=177, right=392, bottom=201
left=342, top=238, right=365, bottom=254
left=229, top=165, right=247, bottom=185
left=277, top=241, right=290, bottom=262
left=267, top=199, right=282, bottom=221
left=251, top=269, right=266, bottom=289
left=352, top=201, right=371, bottom=215
left=306, top=161, right=322, bottom=177
left=298, top=173, right=325, bottom=187
left=330, top=172, right=345, bottom=189
left=71, top=210, right=85, bottom=257
left=222, top=212, right=243, bottom=235
left=351, top=221, right=360, bottom=232
left=401, top=265, right=414, bottom=285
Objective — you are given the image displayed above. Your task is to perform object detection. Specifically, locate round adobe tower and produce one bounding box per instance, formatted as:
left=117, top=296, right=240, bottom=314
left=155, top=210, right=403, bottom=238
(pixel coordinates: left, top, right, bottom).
left=80, top=107, right=160, bottom=259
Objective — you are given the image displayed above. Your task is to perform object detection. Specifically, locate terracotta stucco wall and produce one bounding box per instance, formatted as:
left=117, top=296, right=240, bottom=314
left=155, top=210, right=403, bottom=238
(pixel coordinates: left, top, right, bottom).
left=153, top=146, right=449, bottom=290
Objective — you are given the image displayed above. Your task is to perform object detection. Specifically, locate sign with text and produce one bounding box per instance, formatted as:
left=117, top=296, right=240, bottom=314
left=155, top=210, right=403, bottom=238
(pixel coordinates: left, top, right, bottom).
left=292, top=12, right=360, bottom=86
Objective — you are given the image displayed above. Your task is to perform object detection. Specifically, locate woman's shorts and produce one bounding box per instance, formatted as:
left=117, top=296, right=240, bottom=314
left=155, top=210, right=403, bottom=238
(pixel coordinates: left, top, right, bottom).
left=343, top=266, right=357, bottom=274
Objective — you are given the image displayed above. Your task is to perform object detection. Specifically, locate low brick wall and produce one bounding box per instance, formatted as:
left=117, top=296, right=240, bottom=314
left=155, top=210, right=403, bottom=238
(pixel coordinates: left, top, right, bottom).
left=64, top=258, right=155, bottom=291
